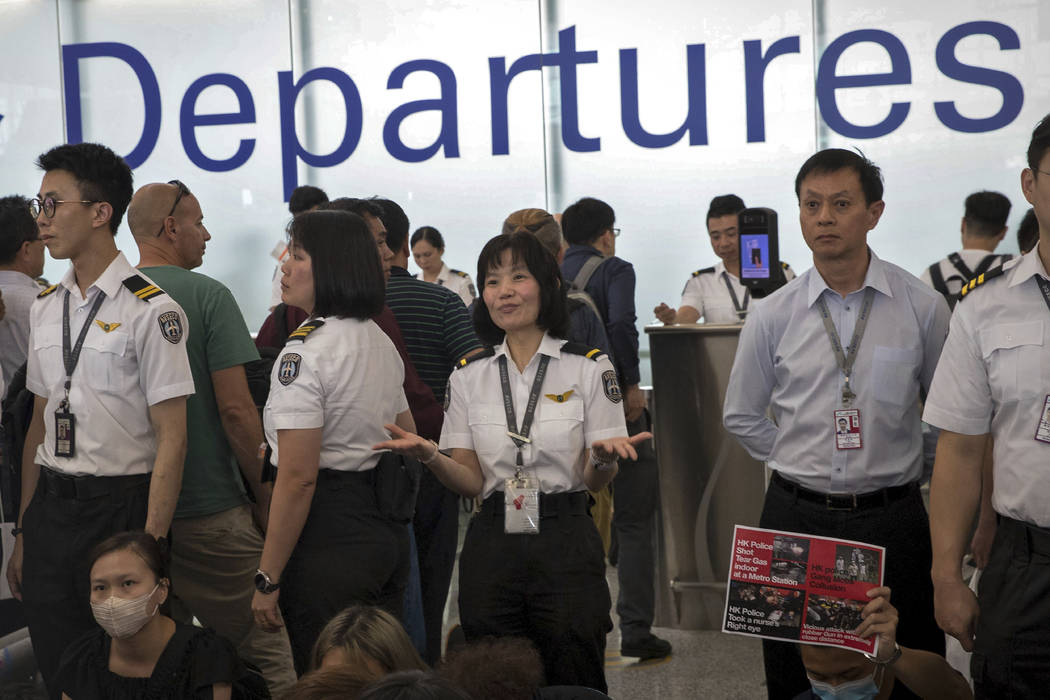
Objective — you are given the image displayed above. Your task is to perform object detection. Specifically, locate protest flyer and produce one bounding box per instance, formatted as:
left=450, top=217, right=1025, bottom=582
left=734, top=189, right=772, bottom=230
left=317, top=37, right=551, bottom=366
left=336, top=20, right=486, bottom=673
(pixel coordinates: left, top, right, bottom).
left=721, top=525, right=885, bottom=654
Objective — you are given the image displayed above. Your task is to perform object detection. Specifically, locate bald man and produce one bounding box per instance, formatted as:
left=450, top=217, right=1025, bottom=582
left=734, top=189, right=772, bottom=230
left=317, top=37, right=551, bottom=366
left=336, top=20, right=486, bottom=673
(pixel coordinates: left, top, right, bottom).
left=129, top=181, right=297, bottom=695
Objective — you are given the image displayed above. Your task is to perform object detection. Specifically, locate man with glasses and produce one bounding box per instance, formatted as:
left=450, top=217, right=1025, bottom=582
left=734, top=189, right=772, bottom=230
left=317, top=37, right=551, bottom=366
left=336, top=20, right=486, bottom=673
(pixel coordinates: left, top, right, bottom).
left=5, top=143, right=193, bottom=696
left=0, top=195, right=45, bottom=388
left=126, top=180, right=297, bottom=695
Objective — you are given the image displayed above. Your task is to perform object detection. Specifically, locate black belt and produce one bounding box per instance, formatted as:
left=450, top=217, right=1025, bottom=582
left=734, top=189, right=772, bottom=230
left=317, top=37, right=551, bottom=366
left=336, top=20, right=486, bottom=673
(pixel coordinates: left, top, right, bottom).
left=771, top=471, right=917, bottom=512
left=479, top=491, right=590, bottom=519
left=998, top=516, right=1050, bottom=557
left=38, top=466, right=150, bottom=501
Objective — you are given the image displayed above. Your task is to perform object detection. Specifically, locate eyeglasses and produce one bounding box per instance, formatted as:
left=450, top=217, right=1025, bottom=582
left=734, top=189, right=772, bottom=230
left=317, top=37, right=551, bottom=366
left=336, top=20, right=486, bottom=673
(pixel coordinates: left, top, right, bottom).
left=28, top=196, right=101, bottom=220
left=611, top=227, right=621, bottom=238
left=156, top=180, right=190, bottom=236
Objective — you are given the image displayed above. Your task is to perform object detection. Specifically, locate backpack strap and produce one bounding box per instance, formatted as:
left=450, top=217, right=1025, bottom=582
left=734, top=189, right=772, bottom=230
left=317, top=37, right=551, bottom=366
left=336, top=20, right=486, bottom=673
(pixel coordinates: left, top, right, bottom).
left=572, top=254, right=607, bottom=292
left=973, top=254, right=1002, bottom=278
left=928, top=263, right=949, bottom=297
left=947, top=252, right=974, bottom=280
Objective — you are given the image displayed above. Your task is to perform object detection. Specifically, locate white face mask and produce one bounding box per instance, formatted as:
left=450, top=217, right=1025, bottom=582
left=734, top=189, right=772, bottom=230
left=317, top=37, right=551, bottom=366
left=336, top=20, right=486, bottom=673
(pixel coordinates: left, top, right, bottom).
left=91, top=583, right=160, bottom=639
left=808, top=673, right=880, bottom=700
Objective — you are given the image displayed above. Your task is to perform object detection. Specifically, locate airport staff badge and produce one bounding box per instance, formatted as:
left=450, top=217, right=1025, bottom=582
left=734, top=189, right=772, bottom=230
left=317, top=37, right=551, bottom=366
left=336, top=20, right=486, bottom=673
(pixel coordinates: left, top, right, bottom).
left=1036, top=395, right=1050, bottom=445
left=95, top=320, right=121, bottom=333
left=602, top=370, right=622, bottom=404
left=157, top=311, right=184, bottom=344
left=278, top=353, right=302, bottom=385
left=545, top=390, right=574, bottom=403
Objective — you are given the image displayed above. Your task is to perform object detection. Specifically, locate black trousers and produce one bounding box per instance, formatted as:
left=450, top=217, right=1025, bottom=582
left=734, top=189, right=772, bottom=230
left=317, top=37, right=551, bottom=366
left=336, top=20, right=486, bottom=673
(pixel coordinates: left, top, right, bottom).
left=973, top=516, right=1050, bottom=698
left=411, top=469, right=460, bottom=664
left=279, top=469, right=410, bottom=675
left=612, top=414, right=659, bottom=642
left=759, top=475, right=943, bottom=700
left=21, top=468, right=150, bottom=700
left=458, top=492, right=613, bottom=693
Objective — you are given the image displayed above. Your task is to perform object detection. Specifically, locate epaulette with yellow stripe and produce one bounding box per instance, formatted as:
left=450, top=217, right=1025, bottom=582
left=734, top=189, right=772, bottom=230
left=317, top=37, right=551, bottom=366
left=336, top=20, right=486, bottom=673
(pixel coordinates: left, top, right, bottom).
left=37, top=284, right=59, bottom=298
left=692, top=267, right=715, bottom=277
left=451, top=268, right=468, bottom=278
left=286, top=319, right=326, bottom=343
left=958, top=265, right=1005, bottom=302
left=122, top=274, right=167, bottom=302
left=561, top=342, right=607, bottom=362
left=455, top=347, right=494, bottom=369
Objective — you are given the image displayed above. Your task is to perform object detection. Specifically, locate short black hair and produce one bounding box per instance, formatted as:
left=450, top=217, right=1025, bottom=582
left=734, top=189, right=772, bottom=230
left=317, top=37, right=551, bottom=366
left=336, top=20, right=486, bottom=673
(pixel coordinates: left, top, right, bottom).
left=472, top=232, right=570, bottom=345
left=410, top=226, right=445, bottom=251
left=707, top=194, right=746, bottom=222
left=1027, top=113, right=1050, bottom=172
left=963, top=191, right=1011, bottom=237
left=321, top=197, right=385, bottom=221
left=357, top=671, right=472, bottom=700
left=0, top=195, right=38, bottom=265
left=289, top=185, right=328, bottom=215
left=1018, top=207, right=1039, bottom=254
left=373, top=198, right=410, bottom=253
left=36, top=142, right=134, bottom=235
left=794, top=149, right=883, bottom=206
left=560, top=197, right=615, bottom=246
left=288, top=210, right=385, bottom=320
left=88, top=531, right=167, bottom=584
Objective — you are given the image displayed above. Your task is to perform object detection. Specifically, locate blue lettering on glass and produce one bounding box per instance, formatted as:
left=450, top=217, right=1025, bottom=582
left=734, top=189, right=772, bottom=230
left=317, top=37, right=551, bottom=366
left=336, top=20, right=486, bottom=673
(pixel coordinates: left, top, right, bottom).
left=620, top=44, right=708, bottom=148
left=62, top=42, right=161, bottom=168
left=180, top=73, right=257, bottom=172
left=383, top=59, right=460, bottom=163
left=934, top=21, right=1023, bottom=134
left=277, top=67, right=363, bottom=202
left=743, top=36, right=801, bottom=143
left=816, top=29, right=912, bottom=139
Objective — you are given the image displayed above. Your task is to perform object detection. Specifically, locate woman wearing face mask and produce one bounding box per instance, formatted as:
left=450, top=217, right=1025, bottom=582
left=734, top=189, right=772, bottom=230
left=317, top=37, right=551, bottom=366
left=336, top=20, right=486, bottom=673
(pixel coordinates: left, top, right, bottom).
left=799, top=586, right=971, bottom=700
left=376, top=231, right=649, bottom=693
left=410, top=226, right=476, bottom=307
left=54, top=531, right=245, bottom=700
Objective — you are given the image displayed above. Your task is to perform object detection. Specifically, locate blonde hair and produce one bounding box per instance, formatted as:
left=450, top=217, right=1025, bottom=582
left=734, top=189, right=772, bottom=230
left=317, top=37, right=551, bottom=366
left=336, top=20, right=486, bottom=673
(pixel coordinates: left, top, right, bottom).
left=311, top=605, right=427, bottom=673
left=501, top=208, right=563, bottom=259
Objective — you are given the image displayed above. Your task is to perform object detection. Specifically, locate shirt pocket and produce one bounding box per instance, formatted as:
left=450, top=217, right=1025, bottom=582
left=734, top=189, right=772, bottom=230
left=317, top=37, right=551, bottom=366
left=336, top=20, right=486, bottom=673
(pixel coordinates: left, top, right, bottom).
left=80, top=329, right=130, bottom=392
left=535, top=398, right=585, bottom=451
left=980, top=320, right=1045, bottom=402
left=870, top=345, right=919, bottom=407
left=31, top=324, right=64, bottom=388
left=467, top=403, right=509, bottom=460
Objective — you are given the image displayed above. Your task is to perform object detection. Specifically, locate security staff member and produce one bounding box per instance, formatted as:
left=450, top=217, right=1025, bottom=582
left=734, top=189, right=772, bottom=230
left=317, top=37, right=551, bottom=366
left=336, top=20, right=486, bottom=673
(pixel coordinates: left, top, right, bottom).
left=655, top=194, right=795, bottom=325
left=5, top=143, right=193, bottom=697
left=377, top=231, right=649, bottom=693
left=411, top=225, right=477, bottom=307
left=251, top=210, right=413, bottom=674
left=723, top=149, right=950, bottom=699
left=926, top=114, right=1050, bottom=698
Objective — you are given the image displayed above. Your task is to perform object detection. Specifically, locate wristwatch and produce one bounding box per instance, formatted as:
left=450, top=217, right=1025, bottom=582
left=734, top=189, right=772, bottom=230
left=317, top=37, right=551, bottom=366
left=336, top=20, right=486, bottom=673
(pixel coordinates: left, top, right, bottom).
left=864, top=641, right=902, bottom=666
left=254, top=569, right=280, bottom=594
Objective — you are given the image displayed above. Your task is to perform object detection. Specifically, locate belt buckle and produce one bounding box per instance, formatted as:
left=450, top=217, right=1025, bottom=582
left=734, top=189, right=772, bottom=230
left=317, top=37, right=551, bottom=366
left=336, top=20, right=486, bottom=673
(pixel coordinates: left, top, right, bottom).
left=825, top=493, right=858, bottom=511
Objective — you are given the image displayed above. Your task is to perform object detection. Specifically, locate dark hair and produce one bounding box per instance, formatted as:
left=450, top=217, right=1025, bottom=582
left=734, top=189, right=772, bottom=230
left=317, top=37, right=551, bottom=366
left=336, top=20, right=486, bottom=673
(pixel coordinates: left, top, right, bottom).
left=437, top=637, right=544, bottom=700
left=794, top=149, right=883, bottom=206
left=288, top=210, right=385, bottom=320
left=410, top=226, right=445, bottom=252
left=289, top=185, right=329, bottom=215
left=320, top=197, right=385, bottom=221
left=88, top=531, right=167, bottom=582
left=1018, top=207, right=1040, bottom=254
left=706, top=194, right=746, bottom=222
left=1027, top=113, right=1050, bottom=172
left=372, top=198, right=410, bottom=254
left=284, top=666, right=379, bottom=700
left=311, top=605, right=426, bottom=672
left=36, top=142, right=134, bottom=235
left=358, top=671, right=472, bottom=700
left=963, top=191, right=1011, bottom=237
left=472, top=232, right=570, bottom=345
left=0, top=195, right=38, bottom=264
left=560, top=197, right=615, bottom=246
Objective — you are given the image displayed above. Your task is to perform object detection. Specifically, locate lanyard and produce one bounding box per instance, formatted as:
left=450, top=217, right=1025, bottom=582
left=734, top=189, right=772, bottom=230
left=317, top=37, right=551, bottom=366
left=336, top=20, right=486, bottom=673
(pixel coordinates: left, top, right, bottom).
left=815, top=288, right=875, bottom=408
left=1037, top=276, right=1050, bottom=314
left=61, top=288, right=107, bottom=411
left=722, top=271, right=750, bottom=320
left=497, top=353, right=551, bottom=474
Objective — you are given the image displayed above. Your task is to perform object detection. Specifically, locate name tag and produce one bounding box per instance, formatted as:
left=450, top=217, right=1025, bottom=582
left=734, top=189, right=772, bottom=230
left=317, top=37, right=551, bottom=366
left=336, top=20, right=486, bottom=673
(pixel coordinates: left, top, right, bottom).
left=504, top=477, right=540, bottom=534
left=1036, top=395, right=1050, bottom=445
left=55, top=410, right=76, bottom=458
left=834, top=409, right=862, bottom=450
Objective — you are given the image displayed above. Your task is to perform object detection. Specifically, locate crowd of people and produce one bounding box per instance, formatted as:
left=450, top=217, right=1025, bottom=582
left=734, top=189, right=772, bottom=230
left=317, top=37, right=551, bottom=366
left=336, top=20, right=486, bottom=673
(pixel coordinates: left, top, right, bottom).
left=0, top=106, right=1047, bottom=700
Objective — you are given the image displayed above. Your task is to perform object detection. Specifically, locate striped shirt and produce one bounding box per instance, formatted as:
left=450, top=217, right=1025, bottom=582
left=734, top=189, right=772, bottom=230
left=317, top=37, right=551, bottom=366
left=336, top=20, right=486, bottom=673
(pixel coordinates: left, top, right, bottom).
left=386, top=266, right=483, bottom=404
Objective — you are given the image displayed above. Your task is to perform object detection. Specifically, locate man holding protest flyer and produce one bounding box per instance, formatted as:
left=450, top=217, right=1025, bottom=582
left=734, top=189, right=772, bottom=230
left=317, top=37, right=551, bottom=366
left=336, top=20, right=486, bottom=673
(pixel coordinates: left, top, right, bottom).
left=723, top=149, right=951, bottom=698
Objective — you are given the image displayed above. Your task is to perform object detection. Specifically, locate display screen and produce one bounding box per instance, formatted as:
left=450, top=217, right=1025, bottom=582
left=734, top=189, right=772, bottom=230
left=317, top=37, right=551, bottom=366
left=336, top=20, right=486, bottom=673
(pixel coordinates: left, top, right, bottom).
left=741, top=233, right=771, bottom=280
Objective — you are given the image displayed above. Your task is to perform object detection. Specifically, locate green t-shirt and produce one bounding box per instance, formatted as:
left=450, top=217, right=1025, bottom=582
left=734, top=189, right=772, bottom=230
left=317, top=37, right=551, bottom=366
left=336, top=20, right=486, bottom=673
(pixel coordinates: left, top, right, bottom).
left=141, top=266, right=260, bottom=518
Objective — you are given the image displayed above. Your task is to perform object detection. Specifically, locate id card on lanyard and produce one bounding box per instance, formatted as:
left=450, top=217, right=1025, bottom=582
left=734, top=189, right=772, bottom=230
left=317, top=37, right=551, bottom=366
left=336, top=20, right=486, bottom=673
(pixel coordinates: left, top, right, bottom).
left=1035, top=278, right=1050, bottom=445
left=816, top=288, right=875, bottom=451
left=498, top=353, right=550, bottom=534
left=56, top=289, right=107, bottom=458
left=722, top=271, right=750, bottom=322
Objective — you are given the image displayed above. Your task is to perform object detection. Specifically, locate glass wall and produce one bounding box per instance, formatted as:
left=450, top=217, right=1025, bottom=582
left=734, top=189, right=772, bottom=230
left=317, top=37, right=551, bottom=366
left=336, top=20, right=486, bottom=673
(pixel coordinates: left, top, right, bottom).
left=0, top=0, right=1043, bottom=382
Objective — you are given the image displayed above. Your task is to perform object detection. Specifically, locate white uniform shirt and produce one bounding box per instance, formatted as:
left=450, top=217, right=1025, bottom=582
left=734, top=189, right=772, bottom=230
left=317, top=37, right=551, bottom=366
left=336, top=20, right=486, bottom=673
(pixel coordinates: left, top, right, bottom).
left=265, top=316, right=408, bottom=472
left=679, top=261, right=796, bottom=324
left=419, top=263, right=475, bottom=307
left=0, top=270, right=40, bottom=387
left=724, top=251, right=950, bottom=494
left=919, top=248, right=1013, bottom=298
left=923, top=246, right=1050, bottom=526
left=26, top=253, right=195, bottom=476
left=440, top=333, right=628, bottom=499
